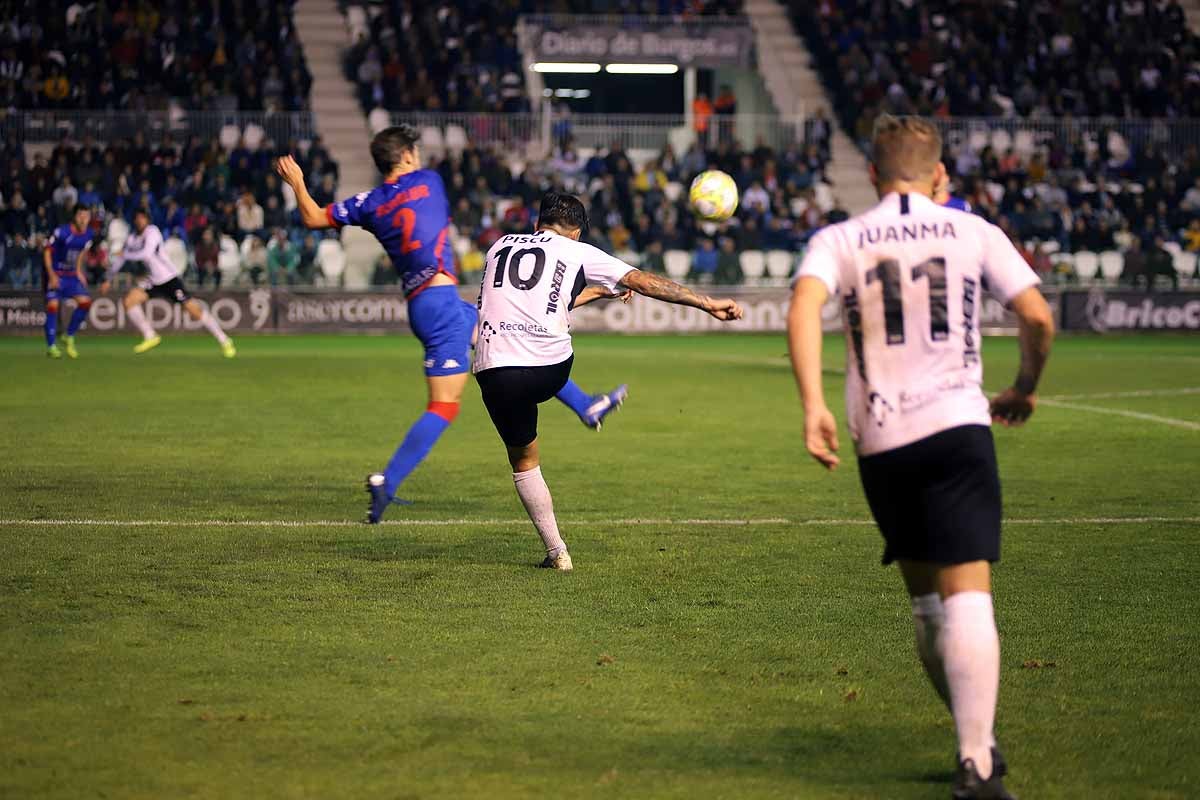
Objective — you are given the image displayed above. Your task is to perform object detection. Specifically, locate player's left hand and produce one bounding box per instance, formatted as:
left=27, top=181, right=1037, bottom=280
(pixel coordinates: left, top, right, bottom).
left=990, top=387, right=1036, bottom=426
left=99, top=281, right=111, bottom=296
left=805, top=406, right=841, bottom=470
left=616, top=289, right=634, bottom=304
left=274, top=155, right=305, bottom=186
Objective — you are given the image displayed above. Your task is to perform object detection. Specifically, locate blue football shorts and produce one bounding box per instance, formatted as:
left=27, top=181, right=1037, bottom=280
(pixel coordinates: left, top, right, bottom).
left=407, top=285, right=478, bottom=377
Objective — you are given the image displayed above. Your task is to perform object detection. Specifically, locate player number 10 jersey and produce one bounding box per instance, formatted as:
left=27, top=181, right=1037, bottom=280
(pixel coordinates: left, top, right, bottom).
left=474, top=231, right=633, bottom=372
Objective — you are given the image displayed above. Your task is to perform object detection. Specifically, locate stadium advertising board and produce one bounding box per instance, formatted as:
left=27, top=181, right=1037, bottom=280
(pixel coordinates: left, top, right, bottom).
left=1062, top=288, right=1200, bottom=332
left=14, top=287, right=1200, bottom=335
left=521, top=18, right=755, bottom=68
left=272, top=290, right=410, bottom=332
left=0, top=290, right=271, bottom=334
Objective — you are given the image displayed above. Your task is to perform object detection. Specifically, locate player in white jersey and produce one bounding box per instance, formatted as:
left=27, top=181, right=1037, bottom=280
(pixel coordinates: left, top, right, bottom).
left=101, top=208, right=236, bottom=357
left=788, top=116, right=1054, bottom=800
left=475, top=192, right=743, bottom=570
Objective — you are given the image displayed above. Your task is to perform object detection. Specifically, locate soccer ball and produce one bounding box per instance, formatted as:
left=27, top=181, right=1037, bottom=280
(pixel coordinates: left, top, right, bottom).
left=688, top=170, right=739, bottom=222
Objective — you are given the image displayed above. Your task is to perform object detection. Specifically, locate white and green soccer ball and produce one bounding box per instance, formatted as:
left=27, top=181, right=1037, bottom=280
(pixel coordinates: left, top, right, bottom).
left=688, top=169, right=739, bottom=222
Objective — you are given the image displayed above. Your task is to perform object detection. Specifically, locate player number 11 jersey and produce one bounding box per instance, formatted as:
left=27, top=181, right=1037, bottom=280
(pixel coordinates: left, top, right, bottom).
left=796, top=192, right=1040, bottom=456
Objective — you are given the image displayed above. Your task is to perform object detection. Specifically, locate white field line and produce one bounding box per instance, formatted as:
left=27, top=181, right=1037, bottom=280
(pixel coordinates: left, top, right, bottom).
left=1038, top=398, right=1200, bottom=431
left=0, top=517, right=1197, bottom=528
left=1044, top=387, right=1200, bottom=400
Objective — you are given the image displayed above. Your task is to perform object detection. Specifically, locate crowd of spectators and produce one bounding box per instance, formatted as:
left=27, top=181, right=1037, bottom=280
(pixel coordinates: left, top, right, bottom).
left=1, top=1, right=312, bottom=112
left=0, top=131, right=339, bottom=288
left=939, top=125, right=1200, bottom=286
left=422, top=120, right=838, bottom=285
left=797, top=0, right=1199, bottom=142
left=794, top=0, right=1200, bottom=287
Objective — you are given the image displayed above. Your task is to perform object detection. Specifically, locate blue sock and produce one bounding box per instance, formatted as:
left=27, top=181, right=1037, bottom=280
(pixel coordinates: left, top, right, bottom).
left=67, top=306, right=88, bottom=336
left=555, top=379, right=593, bottom=420
left=44, top=308, right=57, bottom=346
left=383, top=411, right=452, bottom=498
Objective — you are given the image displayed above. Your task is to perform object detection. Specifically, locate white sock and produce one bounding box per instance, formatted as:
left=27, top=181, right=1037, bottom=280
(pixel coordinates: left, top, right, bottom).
left=126, top=304, right=155, bottom=339
left=512, top=466, right=565, bottom=556
left=942, top=591, right=1000, bottom=779
left=199, top=310, right=229, bottom=344
left=911, top=593, right=952, bottom=710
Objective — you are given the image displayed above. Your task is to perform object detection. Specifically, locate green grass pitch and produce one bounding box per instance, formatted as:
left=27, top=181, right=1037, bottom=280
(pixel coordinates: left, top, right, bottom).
left=1, top=332, right=1198, bottom=799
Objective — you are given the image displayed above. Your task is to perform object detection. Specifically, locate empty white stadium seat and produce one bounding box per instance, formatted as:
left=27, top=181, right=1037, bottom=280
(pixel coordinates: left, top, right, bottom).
left=813, top=182, right=835, bottom=213
left=242, top=123, right=265, bottom=151
left=164, top=236, right=189, bottom=277
left=765, top=250, right=794, bottom=280
left=346, top=5, right=368, bottom=40
left=1013, top=129, right=1036, bottom=157
left=739, top=250, right=766, bottom=281
left=664, top=249, right=690, bottom=279
left=1098, top=250, right=1123, bottom=282
left=613, top=248, right=641, bottom=268
left=1073, top=250, right=1099, bottom=280
left=444, top=124, right=468, bottom=155
left=368, top=108, right=390, bottom=136
left=218, top=124, right=240, bottom=151
left=281, top=182, right=297, bottom=212
left=218, top=235, right=241, bottom=284
left=420, top=126, right=445, bottom=158
left=1173, top=250, right=1197, bottom=279
left=316, top=239, right=346, bottom=285
left=106, top=216, right=130, bottom=251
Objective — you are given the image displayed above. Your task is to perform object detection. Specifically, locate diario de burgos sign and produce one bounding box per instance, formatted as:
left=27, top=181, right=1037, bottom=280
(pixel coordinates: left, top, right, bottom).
left=521, top=18, right=755, bottom=68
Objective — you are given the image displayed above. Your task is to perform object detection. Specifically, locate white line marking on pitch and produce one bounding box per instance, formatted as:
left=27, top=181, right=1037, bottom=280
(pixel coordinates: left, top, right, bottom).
left=1038, top=398, right=1200, bottom=431
left=1, top=517, right=1197, bottom=528
left=1044, top=387, right=1200, bottom=400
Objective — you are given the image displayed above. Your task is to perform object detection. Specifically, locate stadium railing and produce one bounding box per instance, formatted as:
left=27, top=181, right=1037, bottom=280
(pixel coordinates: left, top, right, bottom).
left=934, top=117, right=1200, bottom=160
left=386, top=111, right=813, bottom=154
left=0, top=111, right=318, bottom=147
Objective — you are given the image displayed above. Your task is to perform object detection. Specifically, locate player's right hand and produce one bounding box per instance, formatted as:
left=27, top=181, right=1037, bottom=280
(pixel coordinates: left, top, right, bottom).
left=47, top=273, right=59, bottom=289
left=274, top=155, right=305, bottom=186
left=704, top=297, right=743, bottom=321
left=99, top=281, right=111, bottom=296
left=805, top=406, right=841, bottom=470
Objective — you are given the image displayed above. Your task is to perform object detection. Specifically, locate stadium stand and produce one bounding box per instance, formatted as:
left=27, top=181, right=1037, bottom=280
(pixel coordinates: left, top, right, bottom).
left=0, top=2, right=340, bottom=288
left=340, top=0, right=744, bottom=114
left=785, top=0, right=1200, bottom=285
left=424, top=122, right=837, bottom=285
left=793, top=0, right=1198, bottom=134
left=0, top=126, right=340, bottom=289
left=0, top=1, right=312, bottom=112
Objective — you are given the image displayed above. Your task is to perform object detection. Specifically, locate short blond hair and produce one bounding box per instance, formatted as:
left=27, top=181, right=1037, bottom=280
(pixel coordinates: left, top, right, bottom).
left=871, top=114, right=943, bottom=184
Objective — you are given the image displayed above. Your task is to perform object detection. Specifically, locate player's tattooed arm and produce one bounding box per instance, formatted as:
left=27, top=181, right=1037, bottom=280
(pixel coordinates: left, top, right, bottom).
left=572, top=285, right=633, bottom=308
left=618, top=270, right=743, bottom=320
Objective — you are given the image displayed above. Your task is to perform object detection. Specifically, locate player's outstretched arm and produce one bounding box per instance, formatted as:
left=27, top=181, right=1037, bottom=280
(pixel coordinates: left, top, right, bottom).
left=788, top=276, right=840, bottom=470
left=990, top=286, right=1055, bottom=427
left=274, top=155, right=333, bottom=230
left=617, top=269, right=743, bottom=320
left=572, top=285, right=633, bottom=308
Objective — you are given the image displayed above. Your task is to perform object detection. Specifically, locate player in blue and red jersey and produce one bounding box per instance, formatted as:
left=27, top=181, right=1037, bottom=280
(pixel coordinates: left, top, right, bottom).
left=276, top=125, right=627, bottom=522
left=42, top=205, right=97, bottom=359
left=934, top=179, right=973, bottom=213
